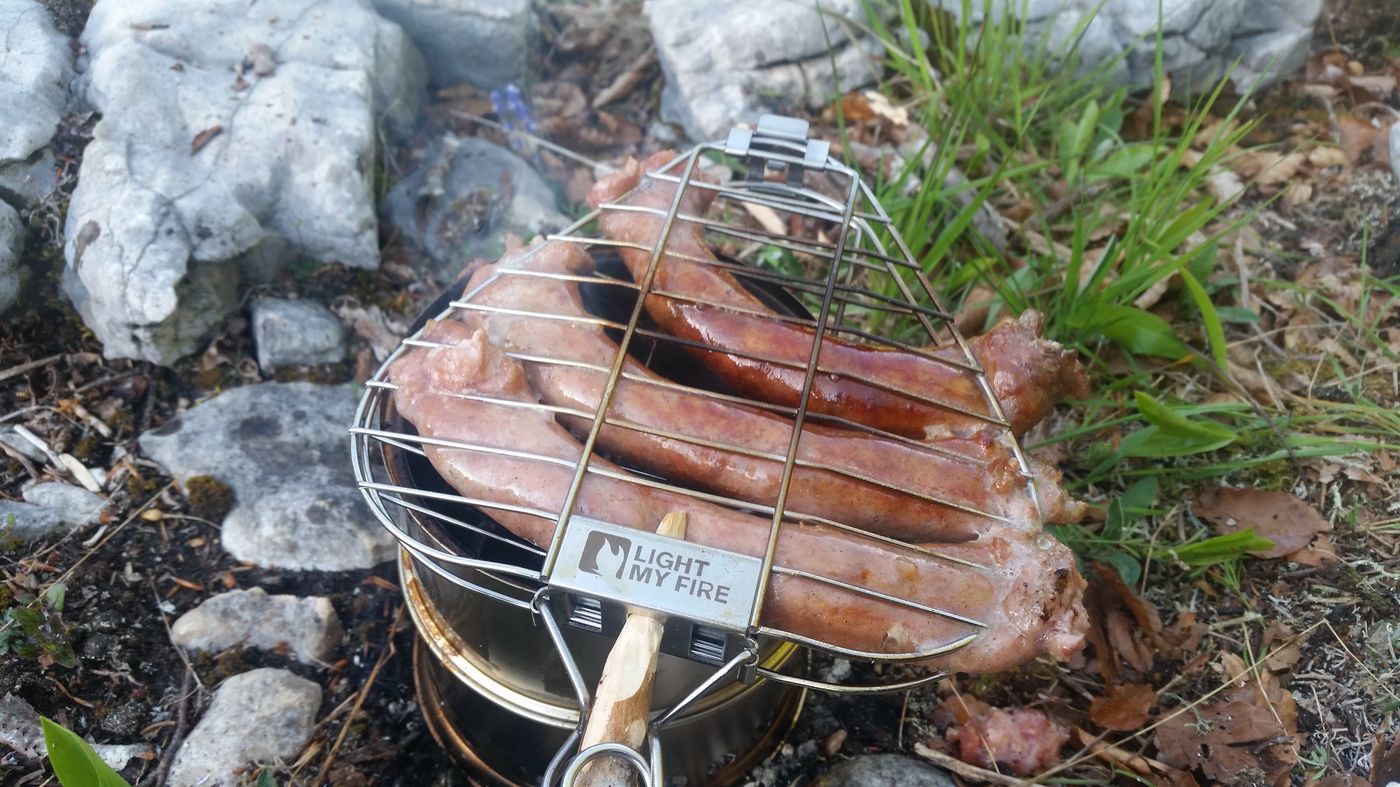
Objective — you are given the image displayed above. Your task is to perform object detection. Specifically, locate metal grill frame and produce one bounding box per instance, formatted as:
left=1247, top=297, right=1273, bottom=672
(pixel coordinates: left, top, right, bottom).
left=350, top=115, right=1045, bottom=675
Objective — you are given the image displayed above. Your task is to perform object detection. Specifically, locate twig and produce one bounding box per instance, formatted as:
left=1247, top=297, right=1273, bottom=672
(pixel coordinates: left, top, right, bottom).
left=592, top=47, right=656, bottom=109
left=311, top=604, right=405, bottom=786
left=150, top=672, right=197, bottom=787
left=0, top=353, right=64, bottom=385
left=1070, top=726, right=1168, bottom=776
left=1, top=440, right=41, bottom=481
left=912, top=742, right=1035, bottom=786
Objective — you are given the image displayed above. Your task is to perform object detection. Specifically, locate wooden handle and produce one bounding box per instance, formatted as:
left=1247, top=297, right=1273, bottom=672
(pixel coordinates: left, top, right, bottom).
left=575, top=510, right=687, bottom=787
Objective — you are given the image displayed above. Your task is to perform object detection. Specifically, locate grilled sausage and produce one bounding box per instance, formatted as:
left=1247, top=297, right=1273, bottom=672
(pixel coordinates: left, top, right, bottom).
left=588, top=152, right=1089, bottom=439
left=388, top=319, right=1087, bottom=672
left=454, top=237, right=1084, bottom=543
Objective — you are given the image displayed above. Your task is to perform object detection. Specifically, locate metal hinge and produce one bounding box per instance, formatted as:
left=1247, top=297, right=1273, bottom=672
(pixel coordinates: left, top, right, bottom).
left=724, top=114, right=831, bottom=184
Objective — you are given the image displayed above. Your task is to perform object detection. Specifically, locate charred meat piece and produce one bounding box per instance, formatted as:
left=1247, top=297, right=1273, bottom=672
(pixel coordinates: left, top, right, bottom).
left=388, top=318, right=1088, bottom=672
left=588, top=152, right=1089, bottom=439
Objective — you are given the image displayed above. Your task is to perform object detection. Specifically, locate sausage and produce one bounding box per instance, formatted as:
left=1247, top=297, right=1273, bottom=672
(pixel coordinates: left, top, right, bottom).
left=587, top=152, right=1089, bottom=439
left=387, top=319, right=1088, bottom=672
left=455, top=237, right=1084, bottom=543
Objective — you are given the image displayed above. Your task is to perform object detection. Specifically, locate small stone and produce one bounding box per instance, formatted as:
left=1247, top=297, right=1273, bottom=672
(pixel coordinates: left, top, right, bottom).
left=171, top=587, right=343, bottom=664
left=813, top=755, right=956, bottom=787
left=21, top=482, right=106, bottom=526
left=382, top=136, right=567, bottom=276
left=371, top=0, right=533, bottom=89
left=139, top=382, right=394, bottom=570
left=251, top=298, right=347, bottom=371
left=0, top=425, right=46, bottom=462
left=1389, top=124, right=1400, bottom=188
left=1, top=482, right=105, bottom=542
left=0, top=202, right=21, bottom=314
left=168, top=668, right=320, bottom=787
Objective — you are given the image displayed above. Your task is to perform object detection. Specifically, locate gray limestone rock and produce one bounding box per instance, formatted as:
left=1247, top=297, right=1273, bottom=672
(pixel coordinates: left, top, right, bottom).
left=645, top=0, right=880, bottom=141
left=1390, top=124, right=1400, bottom=188
left=0, top=0, right=72, bottom=207
left=814, top=755, right=956, bottom=787
left=382, top=135, right=567, bottom=273
left=168, top=668, right=320, bottom=787
left=372, top=0, right=532, bottom=89
left=21, top=481, right=106, bottom=524
left=251, top=297, right=347, bottom=371
left=170, top=587, right=343, bottom=664
left=0, top=202, right=20, bottom=314
left=139, top=382, right=394, bottom=571
left=62, top=0, right=427, bottom=365
left=931, top=0, right=1322, bottom=94
left=1, top=482, right=106, bottom=542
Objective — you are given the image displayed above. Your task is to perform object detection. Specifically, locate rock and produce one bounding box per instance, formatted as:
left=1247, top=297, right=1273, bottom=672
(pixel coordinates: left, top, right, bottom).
left=1390, top=124, right=1400, bottom=188
left=138, top=382, right=394, bottom=570
left=382, top=135, right=567, bottom=274
left=21, top=481, right=106, bottom=525
left=168, top=668, right=320, bottom=787
left=62, top=0, right=427, bottom=365
left=0, top=426, right=46, bottom=463
left=0, top=692, right=149, bottom=770
left=170, top=587, right=343, bottom=664
left=372, top=0, right=532, bottom=90
left=251, top=298, right=347, bottom=371
left=931, top=0, right=1322, bottom=94
left=644, top=0, right=880, bottom=141
left=0, top=0, right=72, bottom=207
left=0, top=202, right=21, bottom=314
left=814, top=755, right=956, bottom=787
left=1, top=482, right=106, bottom=542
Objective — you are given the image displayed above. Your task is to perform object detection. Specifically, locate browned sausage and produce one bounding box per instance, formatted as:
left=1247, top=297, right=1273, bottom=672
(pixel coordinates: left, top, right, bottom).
left=388, top=319, right=1087, bottom=672
left=588, top=152, right=1089, bottom=439
left=455, top=237, right=1084, bottom=543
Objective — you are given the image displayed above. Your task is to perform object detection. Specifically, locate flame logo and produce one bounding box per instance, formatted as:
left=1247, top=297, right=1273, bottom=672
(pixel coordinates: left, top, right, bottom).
left=580, top=532, right=630, bottom=579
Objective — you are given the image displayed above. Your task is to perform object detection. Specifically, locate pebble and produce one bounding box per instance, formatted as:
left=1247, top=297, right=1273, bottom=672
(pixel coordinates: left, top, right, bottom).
left=0, top=0, right=72, bottom=207
left=138, top=382, right=395, bottom=571
left=170, top=587, right=343, bottom=665
left=813, top=754, right=956, bottom=787
left=1, top=482, right=106, bottom=542
left=372, top=0, right=533, bottom=89
left=168, top=668, right=321, bottom=787
left=251, top=297, right=347, bottom=371
left=1389, top=124, right=1400, bottom=188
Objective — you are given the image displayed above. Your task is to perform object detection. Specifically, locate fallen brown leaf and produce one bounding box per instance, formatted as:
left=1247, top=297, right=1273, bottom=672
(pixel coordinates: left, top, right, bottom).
left=1193, top=487, right=1330, bottom=559
left=1153, top=675, right=1299, bottom=786
left=1371, top=730, right=1400, bottom=787
left=190, top=124, right=223, bottom=155
left=1089, top=683, right=1156, bottom=731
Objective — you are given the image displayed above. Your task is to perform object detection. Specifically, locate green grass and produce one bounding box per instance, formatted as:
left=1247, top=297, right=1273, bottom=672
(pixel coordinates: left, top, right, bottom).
left=854, top=0, right=1400, bottom=588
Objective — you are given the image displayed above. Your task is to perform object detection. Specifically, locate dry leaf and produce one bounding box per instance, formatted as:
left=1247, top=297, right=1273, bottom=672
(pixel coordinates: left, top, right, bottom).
left=1371, top=731, right=1400, bottom=787
left=1346, top=73, right=1396, bottom=100
left=1306, top=146, right=1350, bottom=169
left=1338, top=114, right=1378, bottom=163
left=1090, top=683, right=1156, bottom=731
left=1284, top=532, right=1338, bottom=566
left=190, top=125, right=223, bottom=155
left=1193, top=487, right=1330, bottom=559
left=1154, top=677, right=1299, bottom=786
left=1260, top=621, right=1301, bottom=672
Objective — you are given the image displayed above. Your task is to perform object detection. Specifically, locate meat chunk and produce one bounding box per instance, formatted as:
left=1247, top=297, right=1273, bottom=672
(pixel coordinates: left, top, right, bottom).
left=451, top=236, right=1084, bottom=543
left=588, top=152, right=1089, bottom=439
left=939, top=697, right=1070, bottom=776
left=387, top=319, right=1088, bottom=672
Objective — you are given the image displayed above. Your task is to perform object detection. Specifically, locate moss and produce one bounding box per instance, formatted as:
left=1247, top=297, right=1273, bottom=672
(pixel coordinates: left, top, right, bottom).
left=184, top=475, right=234, bottom=523
left=71, top=435, right=103, bottom=463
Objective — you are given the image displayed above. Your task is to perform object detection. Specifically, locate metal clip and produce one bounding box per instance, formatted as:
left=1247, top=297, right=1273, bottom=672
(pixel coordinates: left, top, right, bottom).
left=725, top=114, right=831, bottom=184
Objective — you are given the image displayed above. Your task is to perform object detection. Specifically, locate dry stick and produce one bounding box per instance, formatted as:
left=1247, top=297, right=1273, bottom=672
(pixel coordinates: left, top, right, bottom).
left=311, top=604, right=405, bottom=786
left=151, top=672, right=197, bottom=787
left=575, top=510, right=688, bottom=787
left=0, top=353, right=64, bottom=385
